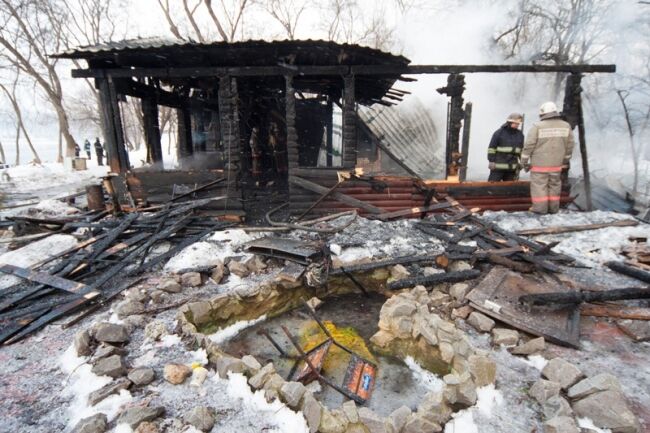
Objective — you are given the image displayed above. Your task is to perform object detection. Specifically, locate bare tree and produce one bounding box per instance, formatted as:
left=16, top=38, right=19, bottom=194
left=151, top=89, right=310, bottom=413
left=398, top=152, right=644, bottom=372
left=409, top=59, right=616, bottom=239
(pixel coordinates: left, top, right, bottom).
left=262, top=0, right=310, bottom=40
left=616, top=88, right=648, bottom=196
left=0, top=68, right=41, bottom=164
left=320, top=0, right=397, bottom=50
left=0, top=0, right=78, bottom=158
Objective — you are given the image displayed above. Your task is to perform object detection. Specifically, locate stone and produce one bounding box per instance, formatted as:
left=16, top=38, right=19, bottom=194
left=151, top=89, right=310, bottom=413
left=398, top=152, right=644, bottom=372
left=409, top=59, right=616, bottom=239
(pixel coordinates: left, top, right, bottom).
left=249, top=363, right=275, bottom=389
left=245, top=255, right=267, bottom=273
left=452, top=305, right=473, bottom=319
left=115, top=300, right=145, bottom=317
left=542, top=358, right=584, bottom=390
left=341, top=400, right=359, bottom=424
left=386, top=299, right=417, bottom=318
left=444, top=373, right=477, bottom=406
left=389, top=406, right=411, bottom=432
left=403, top=413, right=442, bottom=433
left=118, top=406, right=165, bottom=429
left=92, top=355, right=127, bottom=378
left=544, top=395, right=573, bottom=419
left=190, top=367, right=208, bottom=387
left=144, top=320, right=167, bottom=341
left=210, top=261, right=225, bottom=283
left=134, top=422, right=159, bottom=433
left=241, top=355, right=262, bottom=375
left=263, top=373, right=285, bottom=393
left=370, top=330, right=394, bottom=348
left=94, top=323, right=129, bottom=344
left=449, top=283, right=470, bottom=302
left=123, top=315, right=146, bottom=331
left=181, top=272, right=202, bottom=287
left=423, top=266, right=444, bottom=277
left=418, top=322, right=438, bottom=346
left=543, top=416, right=580, bottom=433
left=393, top=317, right=414, bottom=339
left=439, top=342, right=454, bottom=364
left=358, top=408, right=389, bottom=433
left=216, top=355, right=245, bottom=378
left=418, top=391, right=453, bottom=425
left=159, top=279, right=182, bottom=293
left=149, top=290, right=166, bottom=303
left=511, top=337, right=545, bottom=355
left=428, top=290, right=451, bottom=307
left=319, top=409, right=348, bottom=433
left=280, top=381, right=306, bottom=409
left=88, top=378, right=131, bottom=406
left=306, top=297, right=323, bottom=310
left=301, top=392, right=323, bottom=433
left=124, top=287, right=148, bottom=303
left=449, top=260, right=472, bottom=272
left=163, top=363, right=192, bottom=384
left=71, top=413, right=108, bottom=433
left=492, top=328, right=519, bottom=347
left=94, top=343, right=126, bottom=359
left=128, top=367, right=155, bottom=386
left=567, top=373, right=621, bottom=400
left=74, top=329, right=93, bottom=357
left=228, top=260, right=250, bottom=278
left=467, top=355, right=497, bottom=386
left=530, top=379, right=562, bottom=404
left=572, top=390, right=640, bottom=433
left=467, top=311, right=495, bottom=332
left=390, top=264, right=410, bottom=280
left=183, top=406, right=216, bottom=432
left=186, top=301, right=212, bottom=327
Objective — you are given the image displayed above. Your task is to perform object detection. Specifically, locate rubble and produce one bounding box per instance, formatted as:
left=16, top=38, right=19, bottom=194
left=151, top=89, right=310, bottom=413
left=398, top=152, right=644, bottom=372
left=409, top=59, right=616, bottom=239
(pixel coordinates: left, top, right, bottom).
left=117, top=406, right=165, bottom=429
left=511, top=336, right=545, bottom=355
left=91, top=355, right=127, bottom=378
left=491, top=328, right=519, bottom=346
left=128, top=367, right=155, bottom=386
left=467, top=311, right=496, bottom=332
left=542, top=358, right=584, bottom=390
left=71, top=413, right=108, bottom=433
left=572, top=390, right=640, bottom=433
left=183, top=406, right=217, bottom=432
left=163, top=363, right=192, bottom=384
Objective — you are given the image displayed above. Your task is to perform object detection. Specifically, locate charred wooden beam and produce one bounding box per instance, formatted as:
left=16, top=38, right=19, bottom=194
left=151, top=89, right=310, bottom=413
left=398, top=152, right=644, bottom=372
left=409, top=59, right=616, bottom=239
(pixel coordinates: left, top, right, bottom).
left=97, top=77, right=130, bottom=173
left=605, top=261, right=650, bottom=284
left=520, top=287, right=650, bottom=306
left=289, top=175, right=382, bottom=214
left=0, top=264, right=88, bottom=293
left=141, top=96, right=163, bottom=165
left=516, top=220, right=638, bottom=236
left=437, top=74, right=465, bottom=178
left=72, top=64, right=616, bottom=79
left=387, top=269, right=481, bottom=290
left=459, top=102, right=472, bottom=182
left=285, top=75, right=299, bottom=169
left=342, top=75, right=357, bottom=168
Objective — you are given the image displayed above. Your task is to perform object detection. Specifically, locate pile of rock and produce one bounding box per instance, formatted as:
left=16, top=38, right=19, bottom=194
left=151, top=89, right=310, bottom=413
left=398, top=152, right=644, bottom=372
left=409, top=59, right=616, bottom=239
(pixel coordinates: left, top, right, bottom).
left=530, top=357, right=640, bottom=433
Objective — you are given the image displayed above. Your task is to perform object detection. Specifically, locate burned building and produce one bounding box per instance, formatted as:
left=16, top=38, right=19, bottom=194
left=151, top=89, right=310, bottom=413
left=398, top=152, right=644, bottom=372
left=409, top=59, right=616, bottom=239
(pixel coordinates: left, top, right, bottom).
left=55, top=38, right=615, bottom=220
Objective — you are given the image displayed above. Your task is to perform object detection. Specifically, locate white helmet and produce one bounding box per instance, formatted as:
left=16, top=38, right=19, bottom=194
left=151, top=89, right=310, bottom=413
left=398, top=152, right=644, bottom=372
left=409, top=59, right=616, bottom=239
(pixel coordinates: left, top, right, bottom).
left=539, top=101, right=558, bottom=116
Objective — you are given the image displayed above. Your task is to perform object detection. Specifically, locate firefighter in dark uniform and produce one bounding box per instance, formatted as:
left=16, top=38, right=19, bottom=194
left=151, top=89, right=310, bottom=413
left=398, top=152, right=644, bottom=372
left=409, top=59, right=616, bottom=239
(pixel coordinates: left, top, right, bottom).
left=487, top=113, right=524, bottom=181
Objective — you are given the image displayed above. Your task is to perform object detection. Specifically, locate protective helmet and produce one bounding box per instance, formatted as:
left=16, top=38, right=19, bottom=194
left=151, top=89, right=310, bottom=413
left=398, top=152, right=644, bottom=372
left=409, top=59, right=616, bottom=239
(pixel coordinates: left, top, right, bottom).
left=506, top=113, right=523, bottom=124
left=539, top=102, right=558, bottom=116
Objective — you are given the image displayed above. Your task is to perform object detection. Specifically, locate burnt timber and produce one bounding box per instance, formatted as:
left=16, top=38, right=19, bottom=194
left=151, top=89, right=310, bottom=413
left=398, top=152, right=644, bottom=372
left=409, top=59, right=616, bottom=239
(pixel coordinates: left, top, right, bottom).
left=54, top=38, right=615, bottom=221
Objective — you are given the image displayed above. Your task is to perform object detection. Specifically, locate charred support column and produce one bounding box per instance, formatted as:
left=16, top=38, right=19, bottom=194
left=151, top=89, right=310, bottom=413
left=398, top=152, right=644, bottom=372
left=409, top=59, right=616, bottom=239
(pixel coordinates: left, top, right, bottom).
left=342, top=75, right=357, bottom=168
left=326, top=98, right=334, bottom=167
left=176, top=104, right=193, bottom=168
left=285, top=75, right=299, bottom=169
left=563, top=73, right=592, bottom=210
left=97, top=77, right=130, bottom=173
left=459, top=102, right=473, bottom=182
left=141, top=96, right=163, bottom=166
left=437, top=74, right=466, bottom=178
left=218, top=75, right=240, bottom=172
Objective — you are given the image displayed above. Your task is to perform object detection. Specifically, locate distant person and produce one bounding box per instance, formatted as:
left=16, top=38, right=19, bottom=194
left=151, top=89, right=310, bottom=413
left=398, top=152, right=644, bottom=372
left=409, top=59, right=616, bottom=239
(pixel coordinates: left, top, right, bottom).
left=94, top=137, right=104, bottom=166
left=487, top=113, right=524, bottom=181
left=83, top=139, right=91, bottom=159
left=521, top=102, right=575, bottom=214
left=74, top=143, right=81, bottom=158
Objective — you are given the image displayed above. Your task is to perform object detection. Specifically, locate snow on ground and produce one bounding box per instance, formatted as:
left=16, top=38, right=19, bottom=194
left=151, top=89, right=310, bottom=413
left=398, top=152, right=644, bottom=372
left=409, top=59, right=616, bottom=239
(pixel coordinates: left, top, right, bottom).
left=444, top=385, right=504, bottom=433
left=1, top=163, right=108, bottom=195
left=0, top=233, right=78, bottom=288
left=484, top=210, right=650, bottom=267
left=208, top=316, right=267, bottom=345
left=404, top=356, right=444, bottom=393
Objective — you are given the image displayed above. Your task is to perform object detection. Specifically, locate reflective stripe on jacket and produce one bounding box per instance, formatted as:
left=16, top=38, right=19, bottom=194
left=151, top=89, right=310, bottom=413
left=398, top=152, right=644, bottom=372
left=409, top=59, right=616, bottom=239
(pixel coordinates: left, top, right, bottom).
left=522, top=117, right=575, bottom=168
left=487, top=123, right=524, bottom=170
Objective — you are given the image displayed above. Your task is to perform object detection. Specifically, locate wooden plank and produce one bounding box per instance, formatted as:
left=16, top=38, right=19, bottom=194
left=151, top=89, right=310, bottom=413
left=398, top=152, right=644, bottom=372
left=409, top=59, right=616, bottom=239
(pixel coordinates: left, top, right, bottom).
left=516, top=219, right=638, bottom=236
left=289, top=175, right=382, bottom=214
left=374, top=202, right=453, bottom=221
left=0, top=264, right=88, bottom=293
left=605, top=261, right=650, bottom=284
left=467, top=267, right=581, bottom=348
left=581, top=304, right=650, bottom=321
left=387, top=269, right=481, bottom=290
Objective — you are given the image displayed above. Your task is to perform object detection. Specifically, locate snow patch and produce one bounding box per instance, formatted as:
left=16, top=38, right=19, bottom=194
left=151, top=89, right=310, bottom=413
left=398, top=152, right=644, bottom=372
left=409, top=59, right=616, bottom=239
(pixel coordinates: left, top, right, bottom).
left=163, top=241, right=227, bottom=273
left=223, top=372, right=309, bottom=433
left=444, top=385, right=502, bottom=433
left=190, top=348, right=209, bottom=366
left=577, top=418, right=612, bottom=433
left=158, top=334, right=181, bottom=347
left=475, top=384, right=504, bottom=417
left=520, top=354, right=548, bottom=371
left=444, top=409, right=478, bottom=433
left=113, top=423, right=133, bottom=433
left=337, top=246, right=374, bottom=263
left=0, top=234, right=78, bottom=288
left=209, top=316, right=267, bottom=345
left=404, top=356, right=444, bottom=393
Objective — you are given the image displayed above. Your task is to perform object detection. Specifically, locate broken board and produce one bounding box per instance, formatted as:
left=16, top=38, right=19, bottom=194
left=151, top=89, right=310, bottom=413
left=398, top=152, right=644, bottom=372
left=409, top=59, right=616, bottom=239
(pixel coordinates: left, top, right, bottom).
left=466, top=267, right=581, bottom=348
left=292, top=339, right=332, bottom=383
left=616, top=319, right=650, bottom=342
left=246, top=237, right=324, bottom=265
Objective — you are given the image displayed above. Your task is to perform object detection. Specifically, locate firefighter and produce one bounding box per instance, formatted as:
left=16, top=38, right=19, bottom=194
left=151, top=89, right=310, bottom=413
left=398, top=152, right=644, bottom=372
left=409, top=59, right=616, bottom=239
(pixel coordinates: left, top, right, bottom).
left=521, top=101, right=575, bottom=214
left=94, top=137, right=104, bottom=166
left=83, top=139, right=91, bottom=159
left=487, top=113, right=525, bottom=181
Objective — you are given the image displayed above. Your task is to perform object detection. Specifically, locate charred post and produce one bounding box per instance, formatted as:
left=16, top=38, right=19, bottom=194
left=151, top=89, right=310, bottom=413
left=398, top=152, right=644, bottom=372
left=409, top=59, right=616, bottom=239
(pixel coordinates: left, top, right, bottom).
left=437, top=74, right=466, bottom=178
left=342, top=75, right=357, bottom=168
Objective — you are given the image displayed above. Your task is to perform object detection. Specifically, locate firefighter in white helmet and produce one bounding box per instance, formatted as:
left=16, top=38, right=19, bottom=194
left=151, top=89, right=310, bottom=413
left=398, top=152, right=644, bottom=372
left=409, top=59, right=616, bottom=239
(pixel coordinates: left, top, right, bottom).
left=521, top=102, right=575, bottom=214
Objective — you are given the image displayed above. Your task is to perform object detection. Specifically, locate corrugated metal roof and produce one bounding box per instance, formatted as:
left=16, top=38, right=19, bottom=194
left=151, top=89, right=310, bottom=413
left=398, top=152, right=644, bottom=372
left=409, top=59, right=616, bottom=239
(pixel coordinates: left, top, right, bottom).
left=359, top=100, right=445, bottom=178
left=53, top=37, right=410, bottom=65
